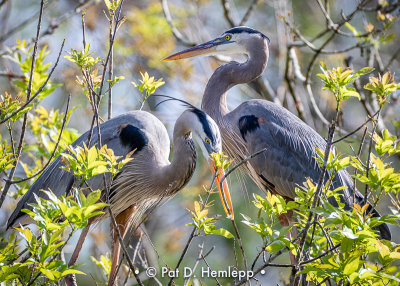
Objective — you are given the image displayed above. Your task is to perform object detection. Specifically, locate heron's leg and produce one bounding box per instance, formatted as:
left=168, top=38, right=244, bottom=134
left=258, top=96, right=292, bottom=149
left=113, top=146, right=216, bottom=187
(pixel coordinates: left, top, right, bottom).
left=108, top=205, right=136, bottom=286
left=69, top=223, right=91, bottom=266
left=278, top=211, right=297, bottom=265
left=65, top=221, right=92, bottom=286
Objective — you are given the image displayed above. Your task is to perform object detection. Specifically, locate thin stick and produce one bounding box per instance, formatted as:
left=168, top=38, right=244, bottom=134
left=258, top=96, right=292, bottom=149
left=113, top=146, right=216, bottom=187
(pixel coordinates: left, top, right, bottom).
left=363, top=110, right=381, bottom=205
left=293, top=111, right=339, bottom=286
left=285, top=48, right=305, bottom=121
left=26, top=0, right=45, bottom=101
left=230, top=218, right=248, bottom=277
left=0, top=2, right=50, bottom=209
left=107, top=9, right=114, bottom=120
left=332, top=109, right=379, bottom=144
left=239, top=0, right=258, bottom=26
left=107, top=206, right=144, bottom=286
left=183, top=243, right=205, bottom=286
left=167, top=174, right=217, bottom=286
left=219, top=148, right=267, bottom=191
left=97, top=0, right=125, bottom=98
left=201, top=253, right=222, bottom=286
left=221, top=0, right=236, bottom=27
left=0, top=39, right=66, bottom=125
left=161, top=0, right=195, bottom=46
left=7, top=93, right=71, bottom=184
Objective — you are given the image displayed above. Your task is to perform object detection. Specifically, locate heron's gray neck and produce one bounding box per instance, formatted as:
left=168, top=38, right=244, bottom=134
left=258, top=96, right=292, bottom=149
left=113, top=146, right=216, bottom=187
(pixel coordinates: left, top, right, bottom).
left=201, top=37, right=269, bottom=121
left=161, top=135, right=196, bottom=194
left=153, top=116, right=197, bottom=195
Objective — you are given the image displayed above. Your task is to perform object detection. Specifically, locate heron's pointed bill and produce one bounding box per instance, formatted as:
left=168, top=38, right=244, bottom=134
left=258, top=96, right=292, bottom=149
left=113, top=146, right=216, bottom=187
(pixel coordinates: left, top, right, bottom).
left=211, top=162, right=234, bottom=219
left=163, top=40, right=218, bottom=61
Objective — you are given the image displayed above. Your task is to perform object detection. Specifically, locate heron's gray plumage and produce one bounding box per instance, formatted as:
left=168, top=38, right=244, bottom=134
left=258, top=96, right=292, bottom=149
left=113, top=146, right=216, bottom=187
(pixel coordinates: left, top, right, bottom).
left=189, top=26, right=391, bottom=240
left=7, top=108, right=218, bottom=229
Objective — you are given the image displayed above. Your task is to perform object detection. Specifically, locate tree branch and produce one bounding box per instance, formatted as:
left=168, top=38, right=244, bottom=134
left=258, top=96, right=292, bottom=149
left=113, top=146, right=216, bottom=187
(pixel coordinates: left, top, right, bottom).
left=0, top=39, right=66, bottom=125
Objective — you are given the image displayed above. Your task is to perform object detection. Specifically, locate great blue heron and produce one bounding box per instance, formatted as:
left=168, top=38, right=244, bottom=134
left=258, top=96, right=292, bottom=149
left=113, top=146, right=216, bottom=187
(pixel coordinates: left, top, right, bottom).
left=7, top=104, right=233, bottom=285
left=163, top=26, right=391, bottom=240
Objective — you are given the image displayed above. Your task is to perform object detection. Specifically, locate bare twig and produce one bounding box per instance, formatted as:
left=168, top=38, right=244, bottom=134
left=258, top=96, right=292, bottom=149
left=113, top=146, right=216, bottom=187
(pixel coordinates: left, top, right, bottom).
left=230, top=219, right=248, bottom=277
left=215, top=149, right=268, bottom=281
left=285, top=48, right=305, bottom=121
left=332, top=109, right=379, bottom=144
left=161, top=0, right=195, bottom=46
left=304, top=83, right=330, bottom=126
left=0, top=1, right=48, bottom=208
left=122, top=234, right=143, bottom=286
left=249, top=77, right=281, bottom=105
left=6, top=93, right=71, bottom=184
left=300, top=244, right=340, bottom=265
left=363, top=110, right=381, bottom=206
left=233, top=248, right=293, bottom=286
left=201, top=253, right=222, bottom=286
left=293, top=110, right=339, bottom=285
left=0, top=1, right=94, bottom=57
left=0, top=10, right=40, bottom=43
left=107, top=206, right=144, bottom=286
left=0, top=39, right=66, bottom=125
left=81, top=11, right=87, bottom=49
left=107, top=9, right=114, bottom=120
left=167, top=173, right=216, bottom=286
left=97, top=0, right=125, bottom=99
left=219, top=148, right=267, bottom=189
left=0, top=71, right=25, bottom=79
left=183, top=243, right=205, bottom=286
left=383, top=46, right=400, bottom=71
left=316, top=0, right=336, bottom=29
left=353, top=126, right=368, bottom=203
left=239, top=0, right=258, bottom=26
left=26, top=0, right=45, bottom=101
left=0, top=0, right=8, bottom=8
left=221, top=0, right=236, bottom=27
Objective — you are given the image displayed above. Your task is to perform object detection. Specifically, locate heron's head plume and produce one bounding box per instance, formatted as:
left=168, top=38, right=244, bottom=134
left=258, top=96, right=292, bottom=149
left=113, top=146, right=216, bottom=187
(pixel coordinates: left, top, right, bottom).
left=153, top=94, right=232, bottom=219
left=163, top=26, right=270, bottom=61
left=153, top=94, right=222, bottom=156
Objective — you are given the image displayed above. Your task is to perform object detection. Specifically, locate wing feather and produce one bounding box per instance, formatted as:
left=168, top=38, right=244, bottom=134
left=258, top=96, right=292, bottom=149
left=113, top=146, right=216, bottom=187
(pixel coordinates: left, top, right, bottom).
left=7, top=111, right=165, bottom=228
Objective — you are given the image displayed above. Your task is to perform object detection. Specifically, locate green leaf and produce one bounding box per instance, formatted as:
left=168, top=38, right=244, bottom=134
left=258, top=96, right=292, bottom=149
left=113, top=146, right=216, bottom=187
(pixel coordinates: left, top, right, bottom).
left=354, top=67, right=374, bottom=76
left=266, top=240, right=285, bottom=254
left=61, top=269, right=86, bottom=276
left=341, top=237, right=354, bottom=253
left=207, top=228, right=234, bottom=239
left=343, top=256, right=360, bottom=275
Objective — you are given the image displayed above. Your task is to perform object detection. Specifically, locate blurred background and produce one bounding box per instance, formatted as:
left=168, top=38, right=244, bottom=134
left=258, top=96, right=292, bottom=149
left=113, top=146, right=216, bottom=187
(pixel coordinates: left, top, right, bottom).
left=1, top=0, right=399, bottom=284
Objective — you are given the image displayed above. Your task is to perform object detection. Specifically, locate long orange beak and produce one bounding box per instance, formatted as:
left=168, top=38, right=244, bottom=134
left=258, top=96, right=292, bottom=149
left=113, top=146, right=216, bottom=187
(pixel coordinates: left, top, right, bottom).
left=162, top=40, right=218, bottom=61
left=211, top=161, right=234, bottom=218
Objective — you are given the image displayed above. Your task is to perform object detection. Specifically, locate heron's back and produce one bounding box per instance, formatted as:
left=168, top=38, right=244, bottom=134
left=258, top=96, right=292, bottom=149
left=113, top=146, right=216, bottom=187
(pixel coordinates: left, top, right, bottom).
left=7, top=110, right=170, bottom=228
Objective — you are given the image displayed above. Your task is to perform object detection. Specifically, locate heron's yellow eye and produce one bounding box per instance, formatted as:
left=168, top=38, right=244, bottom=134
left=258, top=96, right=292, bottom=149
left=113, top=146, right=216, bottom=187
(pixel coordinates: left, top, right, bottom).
left=205, top=138, right=211, bottom=144
left=225, top=35, right=231, bottom=41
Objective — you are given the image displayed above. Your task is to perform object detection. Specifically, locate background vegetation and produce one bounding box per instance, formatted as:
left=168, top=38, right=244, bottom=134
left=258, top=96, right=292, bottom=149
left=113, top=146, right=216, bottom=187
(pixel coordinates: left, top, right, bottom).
left=0, top=0, right=400, bottom=285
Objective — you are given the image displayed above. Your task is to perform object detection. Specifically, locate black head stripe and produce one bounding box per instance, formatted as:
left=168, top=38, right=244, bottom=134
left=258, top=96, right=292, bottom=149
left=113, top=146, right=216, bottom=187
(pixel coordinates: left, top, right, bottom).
left=225, top=26, right=270, bottom=44
left=190, top=108, right=214, bottom=144
left=119, top=124, right=148, bottom=152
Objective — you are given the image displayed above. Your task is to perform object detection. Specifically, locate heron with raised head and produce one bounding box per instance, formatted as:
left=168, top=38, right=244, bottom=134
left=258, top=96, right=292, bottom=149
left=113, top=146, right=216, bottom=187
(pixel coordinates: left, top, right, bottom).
left=163, top=26, right=391, bottom=241
left=7, top=102, right=233, bottom=286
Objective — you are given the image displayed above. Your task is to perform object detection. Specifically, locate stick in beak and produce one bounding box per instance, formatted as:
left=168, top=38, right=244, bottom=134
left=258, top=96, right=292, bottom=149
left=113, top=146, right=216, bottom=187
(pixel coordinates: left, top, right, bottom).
left=211, top=161, right=234, bottom=218
left=162, top=40, right=217, bottom=61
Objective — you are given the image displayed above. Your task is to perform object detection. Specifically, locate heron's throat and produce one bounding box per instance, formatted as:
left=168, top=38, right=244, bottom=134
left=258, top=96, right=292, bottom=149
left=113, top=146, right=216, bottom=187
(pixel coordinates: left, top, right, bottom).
left=201, top=39, right=269, bottom=122
left=156, top=135, right=197, bottom=195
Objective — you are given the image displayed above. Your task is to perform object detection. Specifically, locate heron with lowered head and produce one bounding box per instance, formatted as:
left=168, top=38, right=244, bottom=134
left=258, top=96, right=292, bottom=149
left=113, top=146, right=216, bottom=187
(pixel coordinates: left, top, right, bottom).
left=163, top=26, right=391, bottom=241
left=7, top=100, right=233, bottom=286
